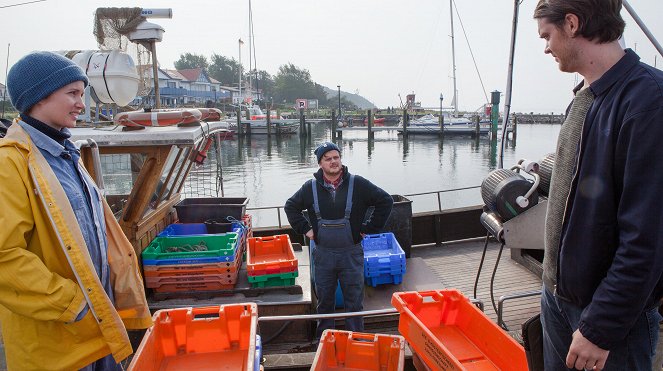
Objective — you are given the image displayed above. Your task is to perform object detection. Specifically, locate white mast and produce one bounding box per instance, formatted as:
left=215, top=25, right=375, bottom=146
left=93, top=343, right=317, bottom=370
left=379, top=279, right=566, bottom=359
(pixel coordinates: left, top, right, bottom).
left=248, top=0, right=253, bottom=103
left=238, top=38, right=243, bottom=107
left=450, top=0, right=458, bottom=117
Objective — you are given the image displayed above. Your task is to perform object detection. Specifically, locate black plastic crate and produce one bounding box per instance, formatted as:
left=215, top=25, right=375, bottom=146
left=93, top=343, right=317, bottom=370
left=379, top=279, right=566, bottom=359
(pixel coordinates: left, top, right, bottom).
left=174, top=197, right=248, bottom=223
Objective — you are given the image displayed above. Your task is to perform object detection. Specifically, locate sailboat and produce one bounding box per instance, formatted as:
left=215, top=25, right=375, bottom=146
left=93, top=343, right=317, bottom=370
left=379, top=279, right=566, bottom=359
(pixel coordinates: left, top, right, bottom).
left=226, top=0, right=300, bottom=135
left=398, top=0, right=495, bottom=136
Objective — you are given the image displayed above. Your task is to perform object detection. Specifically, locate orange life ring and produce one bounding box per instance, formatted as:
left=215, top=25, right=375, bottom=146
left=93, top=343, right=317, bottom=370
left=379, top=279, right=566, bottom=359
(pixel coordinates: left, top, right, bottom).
left=197, top=108, right=223, bottom=122
left=114, top=109, right=202, bottom=127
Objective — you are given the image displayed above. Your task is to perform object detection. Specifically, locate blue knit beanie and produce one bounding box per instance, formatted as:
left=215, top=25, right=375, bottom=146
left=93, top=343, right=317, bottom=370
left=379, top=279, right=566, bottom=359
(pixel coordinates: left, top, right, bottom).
left=315, top=142, right=341, bottom=163
left=7, top=51, right=88, bottom=113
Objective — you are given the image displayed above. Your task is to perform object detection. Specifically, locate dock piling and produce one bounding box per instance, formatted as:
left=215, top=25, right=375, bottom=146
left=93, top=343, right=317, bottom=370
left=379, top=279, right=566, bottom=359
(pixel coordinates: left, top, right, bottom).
left=266, top=109, right=272, bottom=136
left=439, top=113, right=445, bottom=139
left=474, top=115, right=480, bottom=138
left=299, top=108, right=306, bottom=136
left=236, top=108, right=243, bottom=136
left=402, top=109, right=408, bottom=137
left=512, top=114, right=517, bottom=144
left=331, top=109, right=337, bottom=140
left=367, top=109, right=374, bottom=140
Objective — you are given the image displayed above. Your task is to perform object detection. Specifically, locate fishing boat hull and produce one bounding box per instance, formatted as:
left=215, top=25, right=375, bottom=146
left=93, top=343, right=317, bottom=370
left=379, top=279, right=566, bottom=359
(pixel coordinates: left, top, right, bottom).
left=224, top=119, right=300, bottom=135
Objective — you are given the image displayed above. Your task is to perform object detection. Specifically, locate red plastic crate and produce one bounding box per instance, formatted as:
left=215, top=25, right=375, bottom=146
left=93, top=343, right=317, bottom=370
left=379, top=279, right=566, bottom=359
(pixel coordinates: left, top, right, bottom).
left=247, top=234, right=298, bottom=275
left=143, top=263, right=240, bottom=279
left=128, top=304, right=257, bottom=371
left=391, top=290, right=528, bottom=370
left=146, top=273, right=238, bottom=288
left=246, top=264, right=298, bottom=277
left=152, top=280, right=236, bottom=293
left=311, top=330, right=405, bottom=371
left=242, top=214, right=253, bottom=238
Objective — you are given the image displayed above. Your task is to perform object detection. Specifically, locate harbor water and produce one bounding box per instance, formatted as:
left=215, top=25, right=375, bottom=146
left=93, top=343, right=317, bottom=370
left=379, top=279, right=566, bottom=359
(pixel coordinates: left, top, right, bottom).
left=186, top=123, right=561, bottom=227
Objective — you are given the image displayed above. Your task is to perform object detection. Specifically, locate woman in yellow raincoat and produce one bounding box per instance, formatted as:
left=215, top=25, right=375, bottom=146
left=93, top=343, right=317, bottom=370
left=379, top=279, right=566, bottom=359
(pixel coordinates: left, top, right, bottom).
left=0, top=51, right=152, bottom=370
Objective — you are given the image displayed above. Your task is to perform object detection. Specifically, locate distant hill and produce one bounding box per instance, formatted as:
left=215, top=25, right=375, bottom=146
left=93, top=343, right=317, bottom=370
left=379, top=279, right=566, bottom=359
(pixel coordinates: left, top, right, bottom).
left=322, top=86, right=377, bottom=110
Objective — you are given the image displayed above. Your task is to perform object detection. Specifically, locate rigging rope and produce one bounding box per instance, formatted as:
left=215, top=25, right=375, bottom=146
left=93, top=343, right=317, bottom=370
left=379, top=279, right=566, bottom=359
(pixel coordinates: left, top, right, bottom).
left=452, top=0, right=489, bottom=105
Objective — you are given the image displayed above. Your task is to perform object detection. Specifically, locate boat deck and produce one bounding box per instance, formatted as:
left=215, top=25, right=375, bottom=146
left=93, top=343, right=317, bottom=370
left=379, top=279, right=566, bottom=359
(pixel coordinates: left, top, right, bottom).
left=411, top=239, right=542, bottom=333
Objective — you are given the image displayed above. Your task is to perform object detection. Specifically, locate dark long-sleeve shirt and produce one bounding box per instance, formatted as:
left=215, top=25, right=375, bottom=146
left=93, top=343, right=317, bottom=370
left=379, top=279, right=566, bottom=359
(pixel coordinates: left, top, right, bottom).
left=285, top=166, right=393, bottom=244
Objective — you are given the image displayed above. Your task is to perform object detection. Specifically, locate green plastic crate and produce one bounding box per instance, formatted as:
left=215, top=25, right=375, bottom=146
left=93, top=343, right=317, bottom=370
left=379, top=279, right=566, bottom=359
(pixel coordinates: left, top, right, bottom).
left=248, top=271, right=298, bottom=288
left=141, top=233, right=238, bottom=260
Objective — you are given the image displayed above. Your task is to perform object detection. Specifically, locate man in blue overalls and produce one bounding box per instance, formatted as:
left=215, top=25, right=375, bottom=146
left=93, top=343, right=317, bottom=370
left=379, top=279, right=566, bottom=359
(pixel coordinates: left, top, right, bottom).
left=285, top=142, right=393, bottom=337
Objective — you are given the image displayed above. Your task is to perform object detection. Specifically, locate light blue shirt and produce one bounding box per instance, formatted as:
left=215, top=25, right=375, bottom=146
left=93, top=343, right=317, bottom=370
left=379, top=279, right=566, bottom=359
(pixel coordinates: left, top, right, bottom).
left=19, top=121, right=114, bottom=315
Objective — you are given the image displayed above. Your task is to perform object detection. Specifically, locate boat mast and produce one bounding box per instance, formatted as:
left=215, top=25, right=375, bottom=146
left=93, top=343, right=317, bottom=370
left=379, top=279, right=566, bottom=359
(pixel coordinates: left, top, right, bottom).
left=450, top=0, right=458, bottom=117
left=248, top=0, right=253, bottom=105
left=238, top=38, right=243, bottom=109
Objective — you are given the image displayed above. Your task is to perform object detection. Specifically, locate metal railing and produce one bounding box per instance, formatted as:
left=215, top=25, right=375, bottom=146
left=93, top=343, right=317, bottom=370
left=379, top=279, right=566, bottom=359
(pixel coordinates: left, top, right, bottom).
left=246, top=185, right=481, bottom=229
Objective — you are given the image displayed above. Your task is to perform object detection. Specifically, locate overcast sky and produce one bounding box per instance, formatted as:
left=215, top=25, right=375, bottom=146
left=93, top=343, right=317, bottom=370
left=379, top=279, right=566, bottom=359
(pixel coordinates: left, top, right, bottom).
left=1, top=0, right=661, bottom=113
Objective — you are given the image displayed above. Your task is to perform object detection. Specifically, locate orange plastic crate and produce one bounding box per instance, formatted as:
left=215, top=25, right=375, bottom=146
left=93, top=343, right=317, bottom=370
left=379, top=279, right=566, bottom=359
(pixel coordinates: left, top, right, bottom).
left=143, top=262, right=240, bottom=278
left=146, top=273, right=238, bottom=288
left=152, top=280, right=236, bottom=293
left=128, top=304, right=257, bottom=371
left=391, top=290, right=528, bottom=371
left=311, top=330, right=405, bottom=371
left=247, top=234, right=298, bottom=274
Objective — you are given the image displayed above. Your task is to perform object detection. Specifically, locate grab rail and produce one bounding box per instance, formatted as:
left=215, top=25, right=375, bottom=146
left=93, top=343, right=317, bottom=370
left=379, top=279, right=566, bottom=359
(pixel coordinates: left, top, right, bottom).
left=246, top=185, right=481, bottom=229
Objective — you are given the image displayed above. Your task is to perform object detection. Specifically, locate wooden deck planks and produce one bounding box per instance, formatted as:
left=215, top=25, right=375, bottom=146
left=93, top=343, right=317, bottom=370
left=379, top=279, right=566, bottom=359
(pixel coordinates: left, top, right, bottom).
left=411, top=239, right=542, bottom=331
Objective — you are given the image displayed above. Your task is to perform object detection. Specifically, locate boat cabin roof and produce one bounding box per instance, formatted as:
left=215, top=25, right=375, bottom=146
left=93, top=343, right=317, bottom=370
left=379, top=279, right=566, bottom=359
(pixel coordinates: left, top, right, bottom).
left=70, top=121, right=228, bottom=147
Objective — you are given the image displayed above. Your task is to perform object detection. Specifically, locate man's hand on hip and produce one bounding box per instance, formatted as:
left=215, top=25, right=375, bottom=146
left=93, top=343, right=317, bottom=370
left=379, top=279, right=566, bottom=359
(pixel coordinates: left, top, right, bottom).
left=306, top=229, right=314, bottom=239
left=566, top=329, right=609, bottom=370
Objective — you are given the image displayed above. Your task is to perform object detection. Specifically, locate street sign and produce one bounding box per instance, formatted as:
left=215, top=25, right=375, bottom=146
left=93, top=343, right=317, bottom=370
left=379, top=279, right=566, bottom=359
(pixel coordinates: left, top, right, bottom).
left=296, top=99, right=308, bottom=109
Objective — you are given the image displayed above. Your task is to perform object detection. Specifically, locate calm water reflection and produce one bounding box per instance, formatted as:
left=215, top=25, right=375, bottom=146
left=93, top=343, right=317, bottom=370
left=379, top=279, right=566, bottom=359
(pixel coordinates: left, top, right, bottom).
left=189, top=123, right=561, bottom=227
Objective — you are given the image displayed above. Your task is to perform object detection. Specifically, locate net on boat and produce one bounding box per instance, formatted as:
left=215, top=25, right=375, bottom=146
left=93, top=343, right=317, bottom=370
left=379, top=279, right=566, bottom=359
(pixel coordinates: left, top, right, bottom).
left=182, top=138, right=225, bottom=199
left=93, top=8, right=152, bottom=96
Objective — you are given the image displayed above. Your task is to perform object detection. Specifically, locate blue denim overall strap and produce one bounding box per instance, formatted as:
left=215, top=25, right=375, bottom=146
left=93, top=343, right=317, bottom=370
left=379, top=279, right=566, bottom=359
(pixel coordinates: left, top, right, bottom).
left=312, top=174, right=354, bottom=221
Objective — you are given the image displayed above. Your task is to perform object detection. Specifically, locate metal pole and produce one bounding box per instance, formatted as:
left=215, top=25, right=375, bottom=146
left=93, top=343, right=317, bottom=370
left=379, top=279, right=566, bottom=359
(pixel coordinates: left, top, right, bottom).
left=439, top=94, right=444, bottom=138
left=499, top=0, right=521, bottom=169
left=257, top=308, right=398, bottom=323
left=337, top=85, right=341, bottom=120
left=331, top=109, right=337, bottom=140
left=449, top=0, right=458, bottom=117
left=2, top=43, right=9, bottom=119
left=623, top=0, right=663, bottom=58
left=151, top=40, right=161, bottom=109
left=238, top=39, right=243, bottom=109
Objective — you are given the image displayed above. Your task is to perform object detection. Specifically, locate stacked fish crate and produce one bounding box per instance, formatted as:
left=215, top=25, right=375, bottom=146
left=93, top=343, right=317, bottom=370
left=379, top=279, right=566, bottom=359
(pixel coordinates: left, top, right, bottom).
left=362, top=232, right=406, bottom=287
left=246, top=234, right=299, bottom=288
left=141, top=222, right=245, bottom=293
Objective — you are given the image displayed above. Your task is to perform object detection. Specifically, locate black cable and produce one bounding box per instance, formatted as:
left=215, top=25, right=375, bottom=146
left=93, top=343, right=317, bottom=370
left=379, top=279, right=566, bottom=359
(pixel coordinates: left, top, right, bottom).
left=473, top=232, right=491, bottom=299
left=260, top=320, right=293, bottom=345
left=489, top=241, right=506, bottom=320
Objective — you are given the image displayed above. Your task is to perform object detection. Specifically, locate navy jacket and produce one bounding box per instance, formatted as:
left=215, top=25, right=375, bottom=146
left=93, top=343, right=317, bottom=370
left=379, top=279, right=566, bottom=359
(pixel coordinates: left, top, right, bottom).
left=284, top=166, right=393, bottom=245
left=556, top=49, right=663, bottom=349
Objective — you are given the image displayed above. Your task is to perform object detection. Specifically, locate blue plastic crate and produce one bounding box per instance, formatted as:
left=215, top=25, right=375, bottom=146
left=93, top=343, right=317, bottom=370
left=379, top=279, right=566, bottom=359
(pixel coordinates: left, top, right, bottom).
left=364, top=256, right=405, bottom=267
left=254, top=335, right=262, bottom=371
left=362, top=233, right=406, bottom=265
left=366, top=273, right=404, bottom=287
left=335, top=281, right=344, bottom=308
left=364, top=265, right=407, bottom=278
left=158, top=222, right=244, bottom=239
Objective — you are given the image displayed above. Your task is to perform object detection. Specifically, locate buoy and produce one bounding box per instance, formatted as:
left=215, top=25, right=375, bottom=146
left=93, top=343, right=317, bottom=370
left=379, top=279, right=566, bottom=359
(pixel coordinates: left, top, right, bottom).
left=114, top=108, right=202, bottom=127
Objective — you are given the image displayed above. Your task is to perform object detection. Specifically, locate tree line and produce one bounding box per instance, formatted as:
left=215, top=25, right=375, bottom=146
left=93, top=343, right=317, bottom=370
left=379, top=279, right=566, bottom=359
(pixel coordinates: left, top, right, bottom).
left=174, top=52, right=357, bottom=110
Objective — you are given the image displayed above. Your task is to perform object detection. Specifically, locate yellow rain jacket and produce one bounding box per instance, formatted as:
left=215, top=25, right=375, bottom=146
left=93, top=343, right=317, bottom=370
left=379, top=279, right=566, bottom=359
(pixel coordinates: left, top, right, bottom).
left=0, top=123, right=152, bottom=370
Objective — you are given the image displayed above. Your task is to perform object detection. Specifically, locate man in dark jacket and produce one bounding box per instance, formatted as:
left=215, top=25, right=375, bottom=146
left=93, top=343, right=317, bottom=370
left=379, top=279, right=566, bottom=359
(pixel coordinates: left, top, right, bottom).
left=285, top=142, right=393, bottom=337
left=534, top=0, right=663, bottom=370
